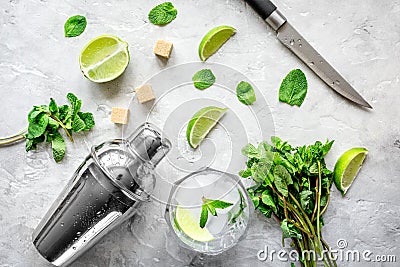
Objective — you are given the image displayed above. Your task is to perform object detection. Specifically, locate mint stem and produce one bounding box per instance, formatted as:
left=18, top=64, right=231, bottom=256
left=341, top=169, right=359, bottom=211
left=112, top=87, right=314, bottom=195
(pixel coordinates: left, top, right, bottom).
left=48, top=114, right=74, bottom=142
left=0, top=127, right=27, bottom=146
left=316, top=161, right=322, bottom=244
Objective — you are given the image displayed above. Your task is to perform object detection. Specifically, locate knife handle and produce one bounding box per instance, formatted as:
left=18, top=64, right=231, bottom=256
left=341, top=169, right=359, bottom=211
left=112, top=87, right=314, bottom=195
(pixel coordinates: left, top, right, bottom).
left=244, top=0, right=277, bottom=20
left=244, top=0, right=287, bottom=31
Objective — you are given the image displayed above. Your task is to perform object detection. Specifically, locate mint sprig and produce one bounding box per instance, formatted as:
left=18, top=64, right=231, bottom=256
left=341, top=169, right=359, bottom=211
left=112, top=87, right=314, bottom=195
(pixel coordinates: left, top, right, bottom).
left=199, top=197, right=233, bottom=228
left=148, top=2, right=177, bottom=25
left=25, top=93, right=95, bottom=162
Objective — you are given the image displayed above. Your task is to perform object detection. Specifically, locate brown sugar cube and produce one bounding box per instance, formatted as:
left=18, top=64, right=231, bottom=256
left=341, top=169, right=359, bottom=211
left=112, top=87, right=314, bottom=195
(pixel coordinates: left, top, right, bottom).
left=111, top=107, right=129, bottom=124
left=135, top=84, right=155, bottom=104
left=153, top=39, right=173, bottom=59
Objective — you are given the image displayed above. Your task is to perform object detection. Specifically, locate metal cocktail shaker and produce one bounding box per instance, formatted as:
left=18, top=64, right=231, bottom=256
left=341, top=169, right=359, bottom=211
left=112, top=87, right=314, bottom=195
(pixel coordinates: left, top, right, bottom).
left=32, top=123, right=171, bottom=266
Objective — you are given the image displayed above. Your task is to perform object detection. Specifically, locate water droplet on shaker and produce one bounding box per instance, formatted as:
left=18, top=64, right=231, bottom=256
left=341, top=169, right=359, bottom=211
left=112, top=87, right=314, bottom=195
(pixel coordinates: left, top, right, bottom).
left=335, top=80, right=341, bottom=85
left=310, top=62, right=315, bottom=66
left=298, top=44, right=302, bottom=48
left=60, top=223, right=64, bottom=227
left=290, top=39, right=295, bottom=46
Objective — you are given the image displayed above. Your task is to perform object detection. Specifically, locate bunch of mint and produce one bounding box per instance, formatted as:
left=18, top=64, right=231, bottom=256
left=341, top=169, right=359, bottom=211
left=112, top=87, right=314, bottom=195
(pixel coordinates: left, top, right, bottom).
left=26, top=93, right=94, bottom=162
left=240, top=137, right=336, bottom=266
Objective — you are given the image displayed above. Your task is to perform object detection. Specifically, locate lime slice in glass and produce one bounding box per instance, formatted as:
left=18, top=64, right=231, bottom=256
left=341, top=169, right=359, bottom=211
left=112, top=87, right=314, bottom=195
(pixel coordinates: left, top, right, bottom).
left=175, top=206, right=214, bottom=242
left=79, top=35, right=130, bottom=83
left=334, top=147, right=368, bottom=196
left=186, top=106, right=228, bottom=149
left=198, top=26, right=236, bottom=61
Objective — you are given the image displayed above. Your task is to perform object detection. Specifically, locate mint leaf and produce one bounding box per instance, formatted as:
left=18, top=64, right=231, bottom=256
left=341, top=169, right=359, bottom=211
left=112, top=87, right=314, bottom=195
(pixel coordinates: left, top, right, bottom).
left=251, top=162, right=273, bottom=185
left=279, top=69, right=308, bottom=107
left=72, top=116, right=86, bottom=132
left=251, top=195, right=260, bottom=208
left=261, top=190, right=277, bottom=213
left=64, top=15, right=87, bottom=37
left=78, top=112, right=95, bottom=130
left=47, top=117, right=59, bottom=133
left=300, top=190, right=313, bottom=213
left=236, top=81, right=256, bottom=105
left=148, top=2, right=177, bottom=25
left=321, top=140, right=334, bottom=157
left=273, top=165, right=293, bottom=197
left=208, top=199, right=233, bottom=209
left=258, top=204, right=273, bottom=218
left=241, top=143, right=260, bottom=158
left=239, top=168, right=252, bottom=178
left=58, top=105, right=70, bottom=122
left=281, top=219, right=302, bottom=239
left=51, top=132, right=66, bottom=162
left=28, top=113, right=49, bottom=138
left=67, top=93, right=82, bottom=116
left=199, top=197, right=233, bottom=228
left=229, top=190, right=247, bottom=224
left=28, top=106, right=47, bottom=123
left=25, top=135, right=45, bottom=151
left=192, top=69, right=216, bottom=90
left=200, top=205, right=208, bottom=228
left=49, top=98, right=58, bottom=115
left=206, top=203, right=217, bottom=216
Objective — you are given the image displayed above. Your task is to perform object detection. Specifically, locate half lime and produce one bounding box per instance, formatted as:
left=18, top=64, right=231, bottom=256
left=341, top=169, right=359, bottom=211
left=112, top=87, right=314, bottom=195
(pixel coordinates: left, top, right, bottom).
left=79, top=35, right=130, bottom=83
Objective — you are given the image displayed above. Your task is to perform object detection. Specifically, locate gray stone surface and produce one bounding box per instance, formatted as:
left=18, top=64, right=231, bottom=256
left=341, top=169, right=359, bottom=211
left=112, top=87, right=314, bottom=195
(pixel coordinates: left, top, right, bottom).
left=0, top=0, right=399, bottom=266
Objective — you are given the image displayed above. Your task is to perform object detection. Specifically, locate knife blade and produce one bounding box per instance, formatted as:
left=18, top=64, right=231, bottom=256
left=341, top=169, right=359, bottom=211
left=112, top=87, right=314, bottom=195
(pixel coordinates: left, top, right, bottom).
left=244, top=0, right=372, bottom=108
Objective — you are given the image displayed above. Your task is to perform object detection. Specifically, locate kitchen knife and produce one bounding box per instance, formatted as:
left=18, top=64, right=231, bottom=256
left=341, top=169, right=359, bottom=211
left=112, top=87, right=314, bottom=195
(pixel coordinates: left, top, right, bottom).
left=244, top=0, right=372, bottom=108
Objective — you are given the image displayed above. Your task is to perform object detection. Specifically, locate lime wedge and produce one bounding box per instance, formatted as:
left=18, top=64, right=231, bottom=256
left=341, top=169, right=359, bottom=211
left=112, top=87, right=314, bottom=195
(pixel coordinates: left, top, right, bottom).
left=334, top=147, right=368, bottom=196
left=186, top=106, right=228, bottom=149
left=79, top=35, right=130, bottom=83
left=175, top=206, right=214, bottom=242
left=198, top=26, right=236, bottom=61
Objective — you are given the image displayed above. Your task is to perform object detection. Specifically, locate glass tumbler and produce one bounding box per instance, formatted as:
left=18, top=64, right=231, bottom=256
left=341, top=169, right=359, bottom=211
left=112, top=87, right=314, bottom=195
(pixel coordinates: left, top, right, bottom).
left=165, top=168, right=252, bottom=255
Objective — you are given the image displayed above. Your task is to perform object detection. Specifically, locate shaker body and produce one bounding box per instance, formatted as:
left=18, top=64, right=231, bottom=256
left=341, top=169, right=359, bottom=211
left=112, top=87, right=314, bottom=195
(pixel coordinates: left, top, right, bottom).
left=32, top=123, right=171, bottom=266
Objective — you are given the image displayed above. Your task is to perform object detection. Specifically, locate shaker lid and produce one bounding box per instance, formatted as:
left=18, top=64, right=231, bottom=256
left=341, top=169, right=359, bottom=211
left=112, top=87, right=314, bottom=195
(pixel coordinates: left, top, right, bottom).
left=126, top=122, right=171, bottom=166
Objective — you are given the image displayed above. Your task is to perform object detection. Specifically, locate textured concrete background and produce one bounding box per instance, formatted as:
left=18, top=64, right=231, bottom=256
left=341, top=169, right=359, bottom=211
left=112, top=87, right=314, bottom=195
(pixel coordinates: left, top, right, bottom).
left=0, top=0, right=399, bottom=266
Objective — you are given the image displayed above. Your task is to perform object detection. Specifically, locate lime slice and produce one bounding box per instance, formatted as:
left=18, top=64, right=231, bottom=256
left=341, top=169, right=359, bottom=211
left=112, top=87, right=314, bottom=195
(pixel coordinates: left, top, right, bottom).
left=175, top=206, right=214, bottom=242
left=79, top=35, right=130, bottom=83
left=186, top=106, right=228, bottom=148
left=198, top=26, right=236, bottom=61
left=334, top=147, right=368, bottom=196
